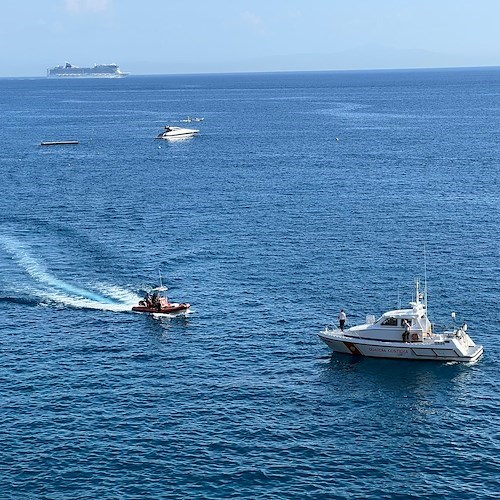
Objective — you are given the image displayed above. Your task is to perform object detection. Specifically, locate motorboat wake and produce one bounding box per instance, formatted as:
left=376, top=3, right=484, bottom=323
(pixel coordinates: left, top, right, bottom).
left=0, top=234, right=140, bottom=312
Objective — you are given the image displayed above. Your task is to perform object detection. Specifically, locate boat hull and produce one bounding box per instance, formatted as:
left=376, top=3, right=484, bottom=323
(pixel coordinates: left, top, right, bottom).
left=40, top=141, right=79, bottom=146
left=318, top=331, right=483, bottom=363
left=132, top=303, right=190, bottom=315
left=156, top=126, right=199, bottom=140
left=47, top=63, right=128, bottom=78
left=158, top=132, right=199, bottom=139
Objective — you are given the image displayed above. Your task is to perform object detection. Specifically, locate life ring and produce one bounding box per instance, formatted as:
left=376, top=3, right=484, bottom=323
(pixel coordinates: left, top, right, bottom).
left=411, top=333, right=419, bottom=342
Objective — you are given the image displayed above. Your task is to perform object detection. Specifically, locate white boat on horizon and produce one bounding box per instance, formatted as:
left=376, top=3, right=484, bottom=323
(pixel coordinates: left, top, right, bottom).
left=156, top=126, right=199, bottom=140
left=47, top=62, right=128, bottom=78
left=318, top=280, right=483, bottom=363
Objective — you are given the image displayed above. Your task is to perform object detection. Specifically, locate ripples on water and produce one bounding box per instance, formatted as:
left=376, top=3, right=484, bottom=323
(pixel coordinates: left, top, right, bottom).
left=1, top=69, right=499, bottom=498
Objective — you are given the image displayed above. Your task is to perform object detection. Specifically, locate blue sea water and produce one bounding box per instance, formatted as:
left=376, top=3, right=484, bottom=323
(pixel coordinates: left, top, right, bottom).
left=0, top=68, right=499, bottom=499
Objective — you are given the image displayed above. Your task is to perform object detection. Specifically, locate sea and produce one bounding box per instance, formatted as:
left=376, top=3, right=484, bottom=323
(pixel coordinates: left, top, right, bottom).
left=0, top=68, right=499, bottom=499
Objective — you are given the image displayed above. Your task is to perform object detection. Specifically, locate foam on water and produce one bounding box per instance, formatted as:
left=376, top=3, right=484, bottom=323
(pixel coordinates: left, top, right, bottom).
left=36, top=290, right=135, bottom=312
left=95, top=283, right=142, bottom=305
left=0, top=234, right=139, bottom=312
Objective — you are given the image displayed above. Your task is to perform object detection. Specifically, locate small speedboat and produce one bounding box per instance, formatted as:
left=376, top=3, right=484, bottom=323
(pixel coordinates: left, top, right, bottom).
left=132, top=285, right=190, bottom=315
left=318, top=280, right=483, bottom=363
left=156, top=126, right=199, bottom=139
left=180, top=116, right=204, bottom=123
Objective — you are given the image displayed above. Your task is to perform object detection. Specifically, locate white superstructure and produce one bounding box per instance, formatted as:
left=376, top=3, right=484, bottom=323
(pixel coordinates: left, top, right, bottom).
left=47, top=62, right=128, bottom=78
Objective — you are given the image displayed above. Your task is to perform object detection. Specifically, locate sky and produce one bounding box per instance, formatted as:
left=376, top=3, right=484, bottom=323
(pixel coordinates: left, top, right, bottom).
left=1, top=0, right=500, bottom=76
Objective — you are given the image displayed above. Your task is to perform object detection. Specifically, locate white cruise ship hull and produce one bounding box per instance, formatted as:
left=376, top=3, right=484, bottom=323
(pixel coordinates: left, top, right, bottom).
left=46, top=62, right=128, bottom=78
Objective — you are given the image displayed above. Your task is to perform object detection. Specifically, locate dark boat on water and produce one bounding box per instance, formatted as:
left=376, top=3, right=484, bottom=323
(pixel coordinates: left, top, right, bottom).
left=132, top=285, right=190, bottom=315
left=40, top=140, right=79, bottom=146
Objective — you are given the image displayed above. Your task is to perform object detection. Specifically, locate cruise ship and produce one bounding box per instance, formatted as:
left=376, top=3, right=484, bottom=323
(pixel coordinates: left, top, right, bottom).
left=47, top=62, right=129, bottom=78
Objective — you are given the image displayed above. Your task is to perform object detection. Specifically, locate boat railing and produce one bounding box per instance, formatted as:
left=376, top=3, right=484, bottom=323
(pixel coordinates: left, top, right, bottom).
left=323, top=326, right=353, bottom=337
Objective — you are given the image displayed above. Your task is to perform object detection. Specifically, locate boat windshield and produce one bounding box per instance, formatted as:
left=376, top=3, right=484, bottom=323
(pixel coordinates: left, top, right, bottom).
left=381, top=317, right=398, bottom=326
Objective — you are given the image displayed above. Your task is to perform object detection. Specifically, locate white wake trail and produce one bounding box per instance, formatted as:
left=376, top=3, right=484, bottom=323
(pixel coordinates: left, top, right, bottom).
left=0, top=235, right=139, bottom=312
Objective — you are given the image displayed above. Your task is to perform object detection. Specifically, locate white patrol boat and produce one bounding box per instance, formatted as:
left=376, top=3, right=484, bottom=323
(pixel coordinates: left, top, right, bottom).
left=318, top=280, right=483, bottom=363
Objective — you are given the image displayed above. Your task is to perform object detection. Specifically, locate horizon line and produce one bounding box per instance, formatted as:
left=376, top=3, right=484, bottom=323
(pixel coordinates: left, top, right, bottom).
left=1, top=63, right=500, bottom=79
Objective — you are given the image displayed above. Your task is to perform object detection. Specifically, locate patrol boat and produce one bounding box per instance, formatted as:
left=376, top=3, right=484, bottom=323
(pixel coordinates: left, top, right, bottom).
left=132, top=280, right=190, bottom=315
left=318, top=280, right=483, bottom=362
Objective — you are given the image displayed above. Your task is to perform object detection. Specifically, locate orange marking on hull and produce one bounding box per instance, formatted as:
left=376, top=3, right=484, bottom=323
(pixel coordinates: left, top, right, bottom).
left=344, top=342, right=363, bottom=356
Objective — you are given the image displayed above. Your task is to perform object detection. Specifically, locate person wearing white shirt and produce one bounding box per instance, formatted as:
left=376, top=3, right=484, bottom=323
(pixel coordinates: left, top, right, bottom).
left=338, top=309, right=347, bottom=331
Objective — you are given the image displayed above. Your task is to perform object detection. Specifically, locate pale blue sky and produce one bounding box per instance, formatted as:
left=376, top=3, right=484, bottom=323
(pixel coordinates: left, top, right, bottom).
left=1, top=0, right=500, bottom=76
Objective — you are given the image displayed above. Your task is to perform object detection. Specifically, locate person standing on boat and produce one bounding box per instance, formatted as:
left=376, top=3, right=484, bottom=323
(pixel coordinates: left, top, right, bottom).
left=338, top=309, right=347, bottom=331
left=402, top=319, right=411, bottom=343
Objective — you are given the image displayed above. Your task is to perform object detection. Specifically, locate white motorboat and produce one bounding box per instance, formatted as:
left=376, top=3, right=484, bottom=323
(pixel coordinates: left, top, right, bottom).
left=318, top=280, right=483, bottom=362
left=156, top=126, right=199, bottom=140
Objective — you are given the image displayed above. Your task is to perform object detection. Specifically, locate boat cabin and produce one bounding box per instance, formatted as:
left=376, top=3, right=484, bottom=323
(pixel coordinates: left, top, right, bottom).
left=348, top=301, right=432, bottom=342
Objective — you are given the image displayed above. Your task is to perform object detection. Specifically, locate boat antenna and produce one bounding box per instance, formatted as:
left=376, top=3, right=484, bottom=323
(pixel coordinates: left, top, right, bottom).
left=423, top=244, right=428, bottom=312
left=158, top=269, right=163, bottom=288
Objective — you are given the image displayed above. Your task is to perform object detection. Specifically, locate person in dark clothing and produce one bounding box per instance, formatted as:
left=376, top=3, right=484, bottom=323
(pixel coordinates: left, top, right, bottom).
left=402, top=319, right=411, bottom=342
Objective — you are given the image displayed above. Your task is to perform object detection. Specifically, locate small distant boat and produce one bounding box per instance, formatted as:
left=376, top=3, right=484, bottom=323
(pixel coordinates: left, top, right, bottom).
left=318, top=279, right=483, bottom=363
left=156, top=126, right=199, bottom=140
left=40, top=140, right=79, bottom=146
left=180, top=116, right=204, bottom=123
left=132, top=283, right=190, bottom=316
